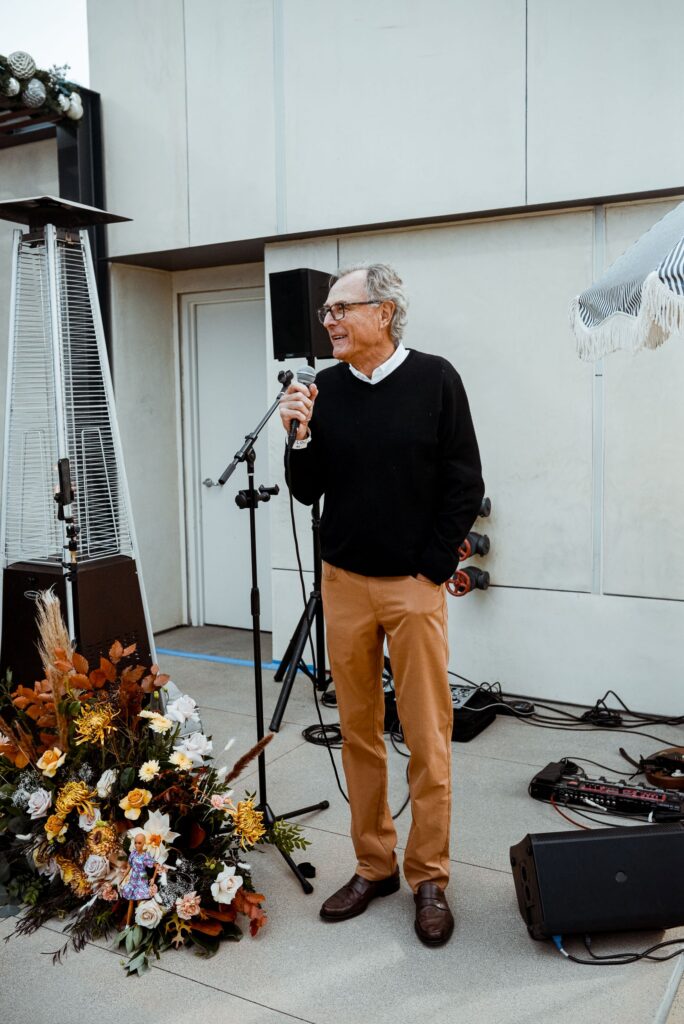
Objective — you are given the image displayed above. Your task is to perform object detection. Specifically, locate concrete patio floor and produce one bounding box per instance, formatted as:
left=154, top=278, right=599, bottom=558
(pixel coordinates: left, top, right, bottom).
left=2, top=624, right=683, bottom=1024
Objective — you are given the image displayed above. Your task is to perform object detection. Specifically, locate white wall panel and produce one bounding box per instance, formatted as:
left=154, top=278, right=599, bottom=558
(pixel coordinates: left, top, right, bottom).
left=184, top=0, right=277, bottom=245
left=602, top=199, right=684, bottom=599
left=281, top=0, right=526, bottom=233
left=110, top=265, right=183, bottom=631
left=528, top=0, right=684, bottom=203
left=88, top=0, right=189, bottom=256
left=339, top=212, right=595, bottom=591
left=452, top=584, right=683, bottom=716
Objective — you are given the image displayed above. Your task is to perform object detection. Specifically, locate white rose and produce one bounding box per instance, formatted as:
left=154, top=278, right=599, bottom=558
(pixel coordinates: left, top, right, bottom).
left=96, top=768, right=117, bottom=798
left=210, top=864, right=243, bottom=905
left=27, top=788, right=52, bottom=819
left=79, top=806, right=100, bottom=831
left=175, top=732, right=213, bottom=766
left=57, top=93, right=70, bottom=112
left=83, top=854, right=109, bottom=883
left=165, top=694, right=200, bottom=725
left=135, top=898, right=164, bottom=929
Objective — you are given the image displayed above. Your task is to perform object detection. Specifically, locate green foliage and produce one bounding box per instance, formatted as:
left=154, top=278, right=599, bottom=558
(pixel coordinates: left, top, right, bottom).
left=265, top=818, right=311, bottom=856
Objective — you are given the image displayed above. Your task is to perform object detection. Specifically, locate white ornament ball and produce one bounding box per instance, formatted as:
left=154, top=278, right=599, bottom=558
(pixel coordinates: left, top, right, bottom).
left=66, top=93, right=83, bottom=120
left=22, top=78, right=47, bottom=108
left=3, top=77, right=20, bottom=97
left=7, top=51, right=36, bottom=80
left=57, top=93, right=70, bottom=112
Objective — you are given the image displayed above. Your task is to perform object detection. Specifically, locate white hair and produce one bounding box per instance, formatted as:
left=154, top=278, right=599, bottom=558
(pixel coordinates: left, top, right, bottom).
left=333, top=262, right=408, bottom=346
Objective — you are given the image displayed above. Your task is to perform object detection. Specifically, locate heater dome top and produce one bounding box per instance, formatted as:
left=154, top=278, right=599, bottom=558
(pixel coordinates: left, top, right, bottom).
left=0, top=196, right=130, bottom=229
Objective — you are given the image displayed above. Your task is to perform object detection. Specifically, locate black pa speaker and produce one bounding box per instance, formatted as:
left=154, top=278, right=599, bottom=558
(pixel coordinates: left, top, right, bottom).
left=510, top=823, right=684, bottom=939
left=1, top=556, right=152, bottom=687
left=269, top=268, right=334, bottom=361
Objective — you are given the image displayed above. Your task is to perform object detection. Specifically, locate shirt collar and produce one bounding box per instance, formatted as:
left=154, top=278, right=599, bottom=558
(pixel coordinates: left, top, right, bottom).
left=349, top=343, right=409, bottom=384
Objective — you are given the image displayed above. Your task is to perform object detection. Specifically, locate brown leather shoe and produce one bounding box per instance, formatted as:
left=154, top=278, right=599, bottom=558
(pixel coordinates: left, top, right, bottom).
left=414, top=882, right=454, bottom=946
left=320, top=870, right=400, bottom=921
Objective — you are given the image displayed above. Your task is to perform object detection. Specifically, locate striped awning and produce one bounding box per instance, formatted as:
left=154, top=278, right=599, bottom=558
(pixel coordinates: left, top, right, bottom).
left=570, top=200, right=684, bottom=360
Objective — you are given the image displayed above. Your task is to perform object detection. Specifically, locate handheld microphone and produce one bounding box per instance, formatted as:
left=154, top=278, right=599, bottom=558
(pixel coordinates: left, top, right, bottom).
left=288, top=364, right=317, bottom=448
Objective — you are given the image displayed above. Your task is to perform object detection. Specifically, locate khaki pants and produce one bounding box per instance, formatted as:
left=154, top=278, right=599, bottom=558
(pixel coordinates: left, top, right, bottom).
left=321, top=562, right=453, bottom=892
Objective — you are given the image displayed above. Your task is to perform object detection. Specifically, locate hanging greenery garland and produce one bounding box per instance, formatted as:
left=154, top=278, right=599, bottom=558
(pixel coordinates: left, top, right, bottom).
left=0, top=50, right=83, bottom=123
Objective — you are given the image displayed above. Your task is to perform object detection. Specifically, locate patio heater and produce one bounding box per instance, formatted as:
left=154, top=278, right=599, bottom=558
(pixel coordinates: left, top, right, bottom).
left=0, top=196, right=155, bottom=686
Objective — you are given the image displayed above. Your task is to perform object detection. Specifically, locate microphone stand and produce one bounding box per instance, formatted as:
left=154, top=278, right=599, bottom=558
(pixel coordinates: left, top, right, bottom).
left=215, top=369, right=329, bottom=894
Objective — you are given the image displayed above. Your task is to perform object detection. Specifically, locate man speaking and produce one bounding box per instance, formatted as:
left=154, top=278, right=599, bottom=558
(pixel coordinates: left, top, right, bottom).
left=279, top=263, right=484, bottom=947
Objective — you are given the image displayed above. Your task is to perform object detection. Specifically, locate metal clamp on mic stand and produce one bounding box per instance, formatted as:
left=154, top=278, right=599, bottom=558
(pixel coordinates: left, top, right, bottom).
left=214, top=369, right=329, bottom=895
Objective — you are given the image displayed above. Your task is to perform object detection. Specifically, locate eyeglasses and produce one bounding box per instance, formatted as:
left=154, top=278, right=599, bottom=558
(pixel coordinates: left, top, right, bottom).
left=316, top=301, right=379, bottom=324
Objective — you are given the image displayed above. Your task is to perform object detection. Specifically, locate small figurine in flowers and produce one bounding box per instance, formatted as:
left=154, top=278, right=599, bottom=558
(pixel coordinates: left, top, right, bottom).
left=120, top=833, right=160, bottom=926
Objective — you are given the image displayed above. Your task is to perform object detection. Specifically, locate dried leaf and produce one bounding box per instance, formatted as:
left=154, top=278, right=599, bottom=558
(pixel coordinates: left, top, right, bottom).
left=122, top=643, right=137, bottom=657
left=202, top=906, right=237, bottom=923
left=121, top=665, right=145, bottom=685
left=190, top=919, right=223, bottom=937
left=99, top=658, right=117, bottom=683
left=69, top=673, right=90, bottom=690
left=188, top=821, right=207, bottom=849
left=88, top=669, right=106, bottom=690
left=109, top=641, right=124, bottom=664
left=72, top=652, right=89, bottom=675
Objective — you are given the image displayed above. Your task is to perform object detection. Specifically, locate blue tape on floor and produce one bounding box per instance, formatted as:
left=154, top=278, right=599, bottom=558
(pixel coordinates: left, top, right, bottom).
left=156, top=647, right=315, bottom=674
left=156, top=647, right=281, bottom=670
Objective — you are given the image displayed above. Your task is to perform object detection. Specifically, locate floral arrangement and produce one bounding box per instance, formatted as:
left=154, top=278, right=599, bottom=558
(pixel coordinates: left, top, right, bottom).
left=0, top=50, right=83, bottom=121
left=0, top=592, right=307, bottom=975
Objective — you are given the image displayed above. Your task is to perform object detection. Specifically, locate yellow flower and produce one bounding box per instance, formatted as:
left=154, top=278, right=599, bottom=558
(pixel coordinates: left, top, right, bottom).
left=74, top=704, right=118, bottom=746
left=36, top=747, right=66, bottom=778
left=169, top=750, right=193, bottom=772
left=139, top=710, right=173, bottom=734
left=45, top=815, right=67, bottom=842
left=87, top=822, right=118, bottom=856
left=55, top=780, right=95, bottom=820
left=119, top=788, right=152, bottom=820
left=138, top=759, right=160, bottom=782
left=230, top=799, right=266, bottom=848
left=55, top=855, right=92, bottom=897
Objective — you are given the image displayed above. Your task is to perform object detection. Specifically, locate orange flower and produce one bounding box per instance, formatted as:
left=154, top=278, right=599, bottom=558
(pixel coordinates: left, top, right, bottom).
left=45, top=815, right=67, bottom=842
left=119, top=788, right=152, bottom=820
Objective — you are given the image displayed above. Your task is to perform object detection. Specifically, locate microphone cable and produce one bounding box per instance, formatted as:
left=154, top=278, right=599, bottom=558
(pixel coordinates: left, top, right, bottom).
left=284, top=440, right=349, bottom=806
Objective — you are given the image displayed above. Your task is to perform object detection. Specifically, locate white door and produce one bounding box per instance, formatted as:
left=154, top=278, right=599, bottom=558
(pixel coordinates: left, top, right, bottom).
left=189, top=291, right=272, bottom=630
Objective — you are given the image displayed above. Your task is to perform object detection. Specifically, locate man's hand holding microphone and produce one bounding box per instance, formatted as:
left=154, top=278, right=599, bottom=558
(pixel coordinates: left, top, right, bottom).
left=279, top=366, right=318, bottom=447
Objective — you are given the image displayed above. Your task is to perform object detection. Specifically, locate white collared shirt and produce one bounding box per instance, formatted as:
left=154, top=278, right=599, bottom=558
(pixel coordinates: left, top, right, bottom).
left=349, top=342, right=409, bottom=384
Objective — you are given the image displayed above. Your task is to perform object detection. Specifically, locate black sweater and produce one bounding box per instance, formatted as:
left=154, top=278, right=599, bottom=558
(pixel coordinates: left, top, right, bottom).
left=285, top=350, right=484, bottom=584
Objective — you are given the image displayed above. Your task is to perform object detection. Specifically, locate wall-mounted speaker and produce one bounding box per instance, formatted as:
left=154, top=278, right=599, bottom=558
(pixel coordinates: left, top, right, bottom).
left=510, top=823, right=684, bottom=939
left=269, top=268, right=334, bottom=361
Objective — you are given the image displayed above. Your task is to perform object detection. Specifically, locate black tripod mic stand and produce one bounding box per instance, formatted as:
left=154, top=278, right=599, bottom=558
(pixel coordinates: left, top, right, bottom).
left=270, top=496, right=328, bottom=732
left=216, top=369, right=329, bottom=894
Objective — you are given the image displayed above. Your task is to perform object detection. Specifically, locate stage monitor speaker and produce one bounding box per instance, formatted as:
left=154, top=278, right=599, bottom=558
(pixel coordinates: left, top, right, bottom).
left=1, top=556, right=152, bottom=687
left=270, top=268, right=334, bottom=361
left=510, top=823, right=684, bottom=939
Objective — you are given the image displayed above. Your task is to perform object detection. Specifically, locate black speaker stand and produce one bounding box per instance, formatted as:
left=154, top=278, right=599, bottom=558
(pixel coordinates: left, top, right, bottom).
left=270, top=497, right=330, bottom=732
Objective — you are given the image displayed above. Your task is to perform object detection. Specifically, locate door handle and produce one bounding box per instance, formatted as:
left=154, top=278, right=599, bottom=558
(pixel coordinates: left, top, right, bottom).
left=203, top=478, right=220, bottom=488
